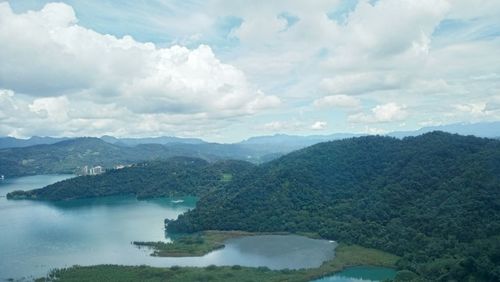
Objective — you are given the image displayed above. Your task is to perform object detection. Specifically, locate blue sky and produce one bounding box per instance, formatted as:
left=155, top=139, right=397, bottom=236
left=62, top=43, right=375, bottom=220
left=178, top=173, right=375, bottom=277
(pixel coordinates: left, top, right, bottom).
left=1, top=0, right=499, bottom=142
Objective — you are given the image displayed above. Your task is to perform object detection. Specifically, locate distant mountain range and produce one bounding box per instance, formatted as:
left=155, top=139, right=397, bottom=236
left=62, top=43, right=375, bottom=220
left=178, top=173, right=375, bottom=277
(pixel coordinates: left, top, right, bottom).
left=388, top=121, right=500, bottom=138
left=1, top=121, right=499, bottom=177
left=0, top=135, right=206, bottom=149
left=1, top=121, right=499, bottom=150
left=240, top=132, right=363, bottom=146
left=100, top=135, right=206, bottom=146
left=0, top=136, right=70, bottom=149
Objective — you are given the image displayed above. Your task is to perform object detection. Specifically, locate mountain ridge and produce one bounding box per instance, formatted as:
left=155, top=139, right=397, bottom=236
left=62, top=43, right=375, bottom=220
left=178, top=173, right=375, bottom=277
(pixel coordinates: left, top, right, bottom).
left=1, top=121, right=498, bottom=149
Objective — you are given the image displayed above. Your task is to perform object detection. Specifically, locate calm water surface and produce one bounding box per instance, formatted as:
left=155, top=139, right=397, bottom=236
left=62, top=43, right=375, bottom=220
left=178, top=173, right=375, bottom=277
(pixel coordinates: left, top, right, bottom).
left=0, top=175, right=336, bottom=280
left=313, top=266, right=397, bottom=282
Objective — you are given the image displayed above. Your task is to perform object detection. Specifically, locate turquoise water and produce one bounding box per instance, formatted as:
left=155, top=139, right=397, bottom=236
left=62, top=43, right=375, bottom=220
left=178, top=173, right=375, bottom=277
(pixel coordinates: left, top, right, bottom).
left=313, top=266, right=397, bottom=282
left=0, top=175, right=337, bottom=280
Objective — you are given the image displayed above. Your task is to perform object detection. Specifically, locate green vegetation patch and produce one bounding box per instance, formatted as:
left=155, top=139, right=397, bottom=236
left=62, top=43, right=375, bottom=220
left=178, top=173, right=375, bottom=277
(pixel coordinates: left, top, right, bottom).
left=133, top=231, right=267, bottom=257
left=221, top=173, right=233, bottom=182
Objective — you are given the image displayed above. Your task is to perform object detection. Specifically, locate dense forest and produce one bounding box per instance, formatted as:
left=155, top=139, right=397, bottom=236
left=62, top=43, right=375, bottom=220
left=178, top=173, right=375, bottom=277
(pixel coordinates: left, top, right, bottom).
left=7, top=157, right=254, bottom=200
left=167, top=132, right=500, bottom=281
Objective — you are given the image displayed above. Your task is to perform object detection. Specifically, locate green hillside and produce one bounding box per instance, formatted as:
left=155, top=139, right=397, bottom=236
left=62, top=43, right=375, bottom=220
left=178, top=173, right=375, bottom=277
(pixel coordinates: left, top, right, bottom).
left=168, top=132, right=500, bottom=281
left=7, top=157, right=254, bottom=200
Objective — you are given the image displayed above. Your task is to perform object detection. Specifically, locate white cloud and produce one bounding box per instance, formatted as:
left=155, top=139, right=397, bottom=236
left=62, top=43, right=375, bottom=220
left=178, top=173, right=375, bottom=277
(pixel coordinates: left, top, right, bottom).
left=348, top=102, right=408, bottom=123
left=1, top=1, right=500, bottom=140
left=454, top=103, right=487, bottom=116
left=313, top=95, right=360, bottom=109
left=0, top=2, right=281, bottom=139
left=29, top=96, right=70, bottom=120
left=341, top=0, right=449, bottom=57
left=0, top=2, right=278, bottom=115
left=311, top=121, right=328, bottom=130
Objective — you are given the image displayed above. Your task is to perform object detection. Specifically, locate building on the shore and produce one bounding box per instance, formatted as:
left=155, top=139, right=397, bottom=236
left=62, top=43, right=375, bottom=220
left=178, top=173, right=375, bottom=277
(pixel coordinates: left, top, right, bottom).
left=78, top=165, right=105, bottom=176
left=90, top=166, right=104, bottom=175
left=114, top=164, right=132, bottom=170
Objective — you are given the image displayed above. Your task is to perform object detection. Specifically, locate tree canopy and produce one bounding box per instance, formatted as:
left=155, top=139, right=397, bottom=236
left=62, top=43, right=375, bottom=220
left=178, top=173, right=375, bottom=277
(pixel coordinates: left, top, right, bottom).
left=168, top=132, right=500, bottom=281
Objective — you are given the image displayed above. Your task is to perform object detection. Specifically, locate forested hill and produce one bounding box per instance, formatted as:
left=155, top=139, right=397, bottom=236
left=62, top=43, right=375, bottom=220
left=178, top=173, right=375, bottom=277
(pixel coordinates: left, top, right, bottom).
left=169, top=132, right=500, bottom=281
left=0, top=137, right=272, bottom=177
left=7, top=157, right=254, bottom=200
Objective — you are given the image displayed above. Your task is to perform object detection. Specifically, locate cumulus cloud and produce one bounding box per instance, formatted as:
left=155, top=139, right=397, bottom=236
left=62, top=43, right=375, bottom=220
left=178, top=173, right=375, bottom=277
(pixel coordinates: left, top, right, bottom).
left=348, top=102, right=408, bottom=123
left=0, top=2, right=280, bottom=138
left=311, top=121, right=328, bottom=130
left=29, top=96, right=70, bottom=120
left=1, top=0, right=500, bottom=139
left=452, top=101, right=500, bottom=120
left=339, top=0, right=449, bottom=58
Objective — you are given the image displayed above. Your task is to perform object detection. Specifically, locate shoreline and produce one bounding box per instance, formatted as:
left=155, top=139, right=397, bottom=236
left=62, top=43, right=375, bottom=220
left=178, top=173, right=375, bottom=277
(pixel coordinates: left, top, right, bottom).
left=133, top=230, right=319, bottom=257
left=36, top=231, right=399, bottom=281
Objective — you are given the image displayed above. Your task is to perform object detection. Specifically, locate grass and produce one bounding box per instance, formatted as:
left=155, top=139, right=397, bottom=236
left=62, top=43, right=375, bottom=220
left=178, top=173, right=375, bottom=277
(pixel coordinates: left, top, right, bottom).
left=133, top=230, right=316, bottom=257
left=37, top=233, right=400, bottom=282
left=221, top=173, right=233, bottom=182
left=299, top=243, right=400, bottom=280
left=37, top=264, right=305, bottom=282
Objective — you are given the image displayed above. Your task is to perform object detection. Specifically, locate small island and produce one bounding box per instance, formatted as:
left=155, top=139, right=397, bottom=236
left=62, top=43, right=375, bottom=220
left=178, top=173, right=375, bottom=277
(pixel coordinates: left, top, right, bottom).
left=133, top=231, right=254, bottom=257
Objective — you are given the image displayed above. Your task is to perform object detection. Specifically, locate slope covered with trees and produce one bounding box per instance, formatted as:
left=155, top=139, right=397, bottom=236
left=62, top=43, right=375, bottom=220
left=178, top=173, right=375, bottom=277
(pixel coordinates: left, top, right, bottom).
left=168, top=132, right=500, bottom=281
left=7, top=157, right=254, bottom=200
left=0, top=137, right=272, bottom=177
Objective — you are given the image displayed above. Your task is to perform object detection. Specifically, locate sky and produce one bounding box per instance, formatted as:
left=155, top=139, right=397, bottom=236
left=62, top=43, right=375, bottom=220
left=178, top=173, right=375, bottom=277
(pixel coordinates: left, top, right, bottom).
left=0, top=0, right=499, bottom=142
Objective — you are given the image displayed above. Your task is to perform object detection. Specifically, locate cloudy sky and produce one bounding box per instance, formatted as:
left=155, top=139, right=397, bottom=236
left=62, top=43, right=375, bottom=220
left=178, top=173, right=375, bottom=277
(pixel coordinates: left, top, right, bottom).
left=0, top=0, right=499, bottom=142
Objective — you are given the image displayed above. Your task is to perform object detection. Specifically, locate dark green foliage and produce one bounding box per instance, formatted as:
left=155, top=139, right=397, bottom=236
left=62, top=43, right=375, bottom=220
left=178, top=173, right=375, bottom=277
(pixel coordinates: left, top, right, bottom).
left=168, top=132, right=500, bottom=281
left=7, top=157, right=254, bottom=200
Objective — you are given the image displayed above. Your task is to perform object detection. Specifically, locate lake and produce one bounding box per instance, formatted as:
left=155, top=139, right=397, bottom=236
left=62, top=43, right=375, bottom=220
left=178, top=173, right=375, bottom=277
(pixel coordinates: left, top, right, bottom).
left=0, top=175, right=337, bottom=280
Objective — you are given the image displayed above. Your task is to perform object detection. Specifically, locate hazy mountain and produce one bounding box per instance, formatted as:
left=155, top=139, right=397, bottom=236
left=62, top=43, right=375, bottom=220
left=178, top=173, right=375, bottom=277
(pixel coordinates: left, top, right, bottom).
left=239, top=133, right=364, bottom=153
left=389, top=121, right=500, bottom=138
left=1, top=121, right=498, bottom=150
left=0, top=136, right=71, bottom=149
left=0, top=135, right=206, bottom=149
left=100, top=135, right=206, bottom=146
left=239, top=122, right=500, bottom=153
